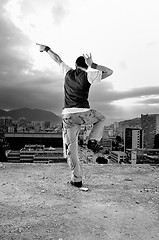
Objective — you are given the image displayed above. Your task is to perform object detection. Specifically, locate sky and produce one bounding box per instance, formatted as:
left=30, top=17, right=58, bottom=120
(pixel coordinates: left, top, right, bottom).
left=0, top=0, right=159, bottom=125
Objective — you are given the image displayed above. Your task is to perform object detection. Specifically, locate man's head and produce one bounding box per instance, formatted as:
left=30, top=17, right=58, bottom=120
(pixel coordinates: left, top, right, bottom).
left=75, top=56, right=88, bottom=69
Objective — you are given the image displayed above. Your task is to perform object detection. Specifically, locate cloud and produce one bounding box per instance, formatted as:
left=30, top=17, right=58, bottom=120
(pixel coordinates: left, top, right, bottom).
left=137, top=96, right=159, bottom=105
left=0, top=1, right=64, bottom=113
left=51, top=1, right=70, bottom=25
left=0, top=2, right=32, bottom=70
left=0, top=74, right=64, bottom=113
left=119, top=60, right=127, bottom=71
left=88, top=84, right=159, bottom=124
left=146, top=41, right=158, bottom=48
left=1, top=0, right=159, bottom=125
left=105, top=86, right=159, bottom=103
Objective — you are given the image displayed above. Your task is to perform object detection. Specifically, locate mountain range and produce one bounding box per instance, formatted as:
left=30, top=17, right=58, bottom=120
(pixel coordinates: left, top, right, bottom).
left=0, top=108, right=142, bottom=127
left=108, top=117, right=141, bottom=129
left=0, top=108, right=61, bottom=124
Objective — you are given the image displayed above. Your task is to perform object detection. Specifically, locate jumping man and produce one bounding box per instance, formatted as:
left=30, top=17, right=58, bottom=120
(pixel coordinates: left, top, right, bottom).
left=37, top=44, right=113, bottom=188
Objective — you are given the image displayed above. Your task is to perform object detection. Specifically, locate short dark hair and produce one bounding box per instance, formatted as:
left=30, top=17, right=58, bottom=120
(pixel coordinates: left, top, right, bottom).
left=75, top=56, right=88, bottom=69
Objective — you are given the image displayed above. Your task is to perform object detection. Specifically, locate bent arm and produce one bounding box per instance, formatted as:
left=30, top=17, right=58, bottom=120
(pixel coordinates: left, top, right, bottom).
left=91, top=63, right=113, bottom=79
left=83, top=53, right=113, bottom=79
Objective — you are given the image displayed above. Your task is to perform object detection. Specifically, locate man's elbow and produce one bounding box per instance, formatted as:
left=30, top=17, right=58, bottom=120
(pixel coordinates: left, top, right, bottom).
left=109, top=69, right=113, bottom=76
left=102, top=69, right=113, bottom=79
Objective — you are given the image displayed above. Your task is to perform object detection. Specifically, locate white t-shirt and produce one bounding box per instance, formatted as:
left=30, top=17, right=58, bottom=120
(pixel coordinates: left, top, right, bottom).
left=60, top=62, right=102, bottom=114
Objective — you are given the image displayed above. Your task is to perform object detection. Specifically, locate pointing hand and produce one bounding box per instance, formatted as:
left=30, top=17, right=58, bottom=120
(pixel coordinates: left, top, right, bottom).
left=36, top=43, right=50, bottom=52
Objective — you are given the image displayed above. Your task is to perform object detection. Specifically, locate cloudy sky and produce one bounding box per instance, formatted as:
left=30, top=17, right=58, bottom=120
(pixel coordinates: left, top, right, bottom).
left=0, top=0, right=159, bottom=125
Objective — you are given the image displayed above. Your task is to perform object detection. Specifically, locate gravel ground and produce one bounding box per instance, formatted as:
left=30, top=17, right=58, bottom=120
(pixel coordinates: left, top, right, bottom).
left=0, top=162, right=159, bottom=240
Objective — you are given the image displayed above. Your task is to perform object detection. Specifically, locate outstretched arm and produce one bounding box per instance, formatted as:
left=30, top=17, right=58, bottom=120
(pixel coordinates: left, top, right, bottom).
left=36, top=44, right=63, bottom=65
left=83, top=53, right=113, bottom=79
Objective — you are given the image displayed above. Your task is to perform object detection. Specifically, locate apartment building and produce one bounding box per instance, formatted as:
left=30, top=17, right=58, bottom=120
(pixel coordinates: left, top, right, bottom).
left=124, top=127, right=143, bottom=151
left=141, top=114, right=159, bottom=148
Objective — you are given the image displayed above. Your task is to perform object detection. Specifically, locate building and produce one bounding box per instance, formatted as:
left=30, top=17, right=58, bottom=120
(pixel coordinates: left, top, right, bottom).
left=5, top=132, right=63, bottom=150
left=0, top=117, right=13, bottom=127
left=110, top=151, right=127, bottom=163
left=17, top=117, right=27, bottom=127
left=124, top=128, right=143, bottom=151
left=103, top=126, right=114, bottom=138
left=125, top=148, right=159, bottom=164
left=100, top=138, right=112, bottom=151
left=7, top=144, right=66, bottom=163
left=141, top=114, right=159, bottom=148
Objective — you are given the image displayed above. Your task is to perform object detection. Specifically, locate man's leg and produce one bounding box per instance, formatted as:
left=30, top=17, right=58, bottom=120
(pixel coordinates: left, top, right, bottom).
left=63, top=117, right=82, bottom=185
left=87, top=110, right=106, bottom=152
left=69, top=109, right=106, bottom=152
left=88, top=110, right=106, bottom=142
left=62, top=109, right=105, bottom=183
left=72, top=109, right=105, bottom=141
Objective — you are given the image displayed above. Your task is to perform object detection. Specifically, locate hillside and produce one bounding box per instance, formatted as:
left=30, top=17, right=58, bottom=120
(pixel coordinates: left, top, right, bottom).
left=110, top=117, right=141, bottom=129
left=118, top=117, right=141, bottom=128
left=0, top=108, right=61, bottom=124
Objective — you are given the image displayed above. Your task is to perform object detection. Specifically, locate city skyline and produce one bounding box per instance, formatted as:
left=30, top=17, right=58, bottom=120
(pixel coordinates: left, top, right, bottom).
left=0, top=0, right=159, bottom=125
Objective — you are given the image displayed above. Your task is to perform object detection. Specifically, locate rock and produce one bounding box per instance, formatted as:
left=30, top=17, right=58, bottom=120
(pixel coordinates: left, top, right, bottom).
left=124, top=177, right=133, bottom=181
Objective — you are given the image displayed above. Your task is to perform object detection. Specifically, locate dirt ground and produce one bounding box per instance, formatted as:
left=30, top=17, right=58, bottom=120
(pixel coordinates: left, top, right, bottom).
left=0, top=162, right=159, bottom=240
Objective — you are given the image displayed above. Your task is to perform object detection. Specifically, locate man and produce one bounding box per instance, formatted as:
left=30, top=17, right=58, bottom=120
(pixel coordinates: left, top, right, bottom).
left=37, top=44, right=113, bottom=188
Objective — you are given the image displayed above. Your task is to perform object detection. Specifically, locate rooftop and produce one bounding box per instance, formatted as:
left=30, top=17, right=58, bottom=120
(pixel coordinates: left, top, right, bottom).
left=0, top=163, right=159, bottom=240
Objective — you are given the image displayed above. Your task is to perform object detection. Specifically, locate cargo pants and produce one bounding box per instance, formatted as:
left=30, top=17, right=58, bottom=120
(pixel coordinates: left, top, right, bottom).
left=62, top=109, right=106, bottom=183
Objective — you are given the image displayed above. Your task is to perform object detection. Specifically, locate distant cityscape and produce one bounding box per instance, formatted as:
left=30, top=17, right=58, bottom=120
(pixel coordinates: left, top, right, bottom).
left=0, top=116, right=62, bottom=134
left=0, top=111, right=159, bottom=165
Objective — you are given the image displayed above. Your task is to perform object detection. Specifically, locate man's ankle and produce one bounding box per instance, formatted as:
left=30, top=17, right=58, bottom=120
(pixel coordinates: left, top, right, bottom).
left=87, top=139, right=101, bottom=153
left=70, top=181, right=82, bottom=188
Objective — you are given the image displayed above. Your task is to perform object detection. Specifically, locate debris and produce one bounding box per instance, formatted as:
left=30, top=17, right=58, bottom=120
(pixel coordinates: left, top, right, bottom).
left=124, top=177, right=133, bottom=181
left=42, top=176, right=48, bottom=179
left=0, top=163, right=5, bottom=168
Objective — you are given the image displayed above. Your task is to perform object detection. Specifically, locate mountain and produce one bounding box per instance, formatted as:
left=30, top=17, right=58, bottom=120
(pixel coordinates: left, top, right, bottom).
left=118, top=117, right=141, bottom=128
left=0, top=109, right=6, bottom=116
left=0, top=108, right=61, bottom=124
left=110, top=117, right=141, bottom=129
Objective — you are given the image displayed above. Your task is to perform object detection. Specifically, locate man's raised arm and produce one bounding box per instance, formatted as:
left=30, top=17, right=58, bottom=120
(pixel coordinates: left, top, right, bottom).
left=36, top=44, right=63, bottom=65
left=83, top=53, right=113, bottom=79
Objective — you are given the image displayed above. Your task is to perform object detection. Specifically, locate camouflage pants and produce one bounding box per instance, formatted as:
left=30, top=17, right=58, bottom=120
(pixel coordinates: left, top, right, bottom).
left=62, top=109, right=106, bottom=182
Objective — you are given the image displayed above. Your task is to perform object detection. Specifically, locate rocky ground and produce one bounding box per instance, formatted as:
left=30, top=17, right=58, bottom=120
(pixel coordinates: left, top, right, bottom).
left=0, top=162, right=159, bottom=240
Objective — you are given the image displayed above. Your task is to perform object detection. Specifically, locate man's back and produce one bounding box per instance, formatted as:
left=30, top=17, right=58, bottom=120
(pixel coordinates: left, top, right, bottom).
left=64, top=68, right=91, bottom=109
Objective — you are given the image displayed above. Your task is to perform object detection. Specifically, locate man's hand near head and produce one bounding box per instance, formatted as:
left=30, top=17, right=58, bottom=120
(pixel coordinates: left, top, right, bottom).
left=83, top=52, right=113, bottom=79
left=83, top=53, right=93, bottom=67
